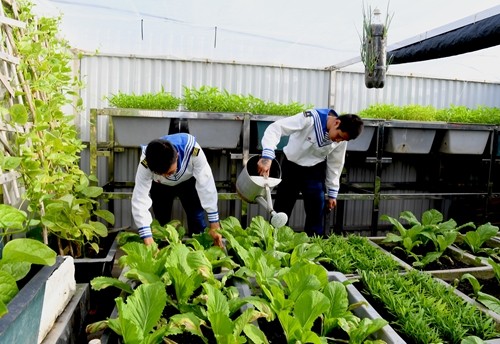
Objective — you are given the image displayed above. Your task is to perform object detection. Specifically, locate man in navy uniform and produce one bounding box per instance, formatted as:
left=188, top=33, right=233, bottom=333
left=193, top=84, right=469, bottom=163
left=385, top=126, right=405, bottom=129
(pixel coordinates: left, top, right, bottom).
left=131, top=133, right=223, bottom=247
left=257, top=108, right=364, bottom=236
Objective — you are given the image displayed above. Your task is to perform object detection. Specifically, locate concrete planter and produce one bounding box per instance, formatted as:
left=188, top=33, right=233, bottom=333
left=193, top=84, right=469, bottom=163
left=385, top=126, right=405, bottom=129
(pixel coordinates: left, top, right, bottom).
left=0, top=256, right=76, bottom=344
left=368, top=236, right=494, bottom=281
left=40, top=283, right=90, bottom=344
left=327, top=271, right=406, bottom=344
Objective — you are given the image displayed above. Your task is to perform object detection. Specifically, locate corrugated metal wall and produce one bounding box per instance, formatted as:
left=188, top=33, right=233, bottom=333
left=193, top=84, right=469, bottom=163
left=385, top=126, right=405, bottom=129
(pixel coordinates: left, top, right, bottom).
left=333, top=70, right=500, bottom=112
left=78, top=54, right=331, bottom=143
left=77, top=53, right=500, bottom=233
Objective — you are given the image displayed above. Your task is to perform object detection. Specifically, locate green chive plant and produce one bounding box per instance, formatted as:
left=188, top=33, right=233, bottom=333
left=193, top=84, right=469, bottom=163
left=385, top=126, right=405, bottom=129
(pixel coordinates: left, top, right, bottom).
left=107, top=87, right=181, bottom=110
left=361, top=269, right=499, bottom=342
left=359, top=104, right=500, bottom=124
left=312, top=234, right=404, bottom=275
left=107, top=85, right=312, bottom=116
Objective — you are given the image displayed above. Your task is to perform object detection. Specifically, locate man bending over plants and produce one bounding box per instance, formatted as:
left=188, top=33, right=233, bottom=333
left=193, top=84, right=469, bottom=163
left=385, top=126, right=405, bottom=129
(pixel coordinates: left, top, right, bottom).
left=258, top=109, right=363, bottom=236
left=131, top=133, right=223, bottom=247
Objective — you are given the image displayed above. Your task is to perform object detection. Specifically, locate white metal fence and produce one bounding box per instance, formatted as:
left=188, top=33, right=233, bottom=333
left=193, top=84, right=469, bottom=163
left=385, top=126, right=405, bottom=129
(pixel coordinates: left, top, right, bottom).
left=77, top=53, right=500, bottom=232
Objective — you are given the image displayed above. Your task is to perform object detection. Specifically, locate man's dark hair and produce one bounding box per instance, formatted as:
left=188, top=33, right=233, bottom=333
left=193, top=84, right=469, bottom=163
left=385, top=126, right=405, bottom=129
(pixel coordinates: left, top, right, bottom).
left=338, top=114, right=364, bottom=141
left=145, top=139, right=177, bottom=174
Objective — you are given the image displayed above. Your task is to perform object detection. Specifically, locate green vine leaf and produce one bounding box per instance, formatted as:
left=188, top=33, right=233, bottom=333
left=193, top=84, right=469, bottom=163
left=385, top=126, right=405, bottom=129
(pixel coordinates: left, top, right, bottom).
left=9, top=104, right=28, bottom=125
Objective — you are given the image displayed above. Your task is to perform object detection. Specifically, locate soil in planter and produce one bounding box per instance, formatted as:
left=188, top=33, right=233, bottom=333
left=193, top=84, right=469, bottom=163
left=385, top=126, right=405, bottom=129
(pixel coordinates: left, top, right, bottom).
left=454, top=242, right=500, bottom=264
left=379, top=243, right=471, bottom=270
left=257, top=318, right=286, bottom=343
left=455, top=277, right=500, bottom=301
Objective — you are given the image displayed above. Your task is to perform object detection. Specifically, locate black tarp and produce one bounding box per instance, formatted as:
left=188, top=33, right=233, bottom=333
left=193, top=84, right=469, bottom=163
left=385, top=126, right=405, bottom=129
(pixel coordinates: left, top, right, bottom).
left=387, top=13, right=500, bottom=64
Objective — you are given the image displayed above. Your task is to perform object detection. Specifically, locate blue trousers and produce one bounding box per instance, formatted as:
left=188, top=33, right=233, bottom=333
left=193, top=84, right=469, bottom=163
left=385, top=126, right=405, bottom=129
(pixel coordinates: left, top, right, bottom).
left=150, top=177, right=206, bottom=233
left=273, top=157, right=326, bottom=236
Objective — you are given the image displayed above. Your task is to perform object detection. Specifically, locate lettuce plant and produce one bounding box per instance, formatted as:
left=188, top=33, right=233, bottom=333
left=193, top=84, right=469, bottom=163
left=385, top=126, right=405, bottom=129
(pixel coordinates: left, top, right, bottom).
left=458, top=258, right=500, bottom=315
left=459, top=222, right=499, bottom=255
left=380, top=209, right=474, bottom=268
left=255, top=260, right=388, bottom=343
left=87, top=221, right=274, bottom=342
left=220, top=216, right=317, bottom=268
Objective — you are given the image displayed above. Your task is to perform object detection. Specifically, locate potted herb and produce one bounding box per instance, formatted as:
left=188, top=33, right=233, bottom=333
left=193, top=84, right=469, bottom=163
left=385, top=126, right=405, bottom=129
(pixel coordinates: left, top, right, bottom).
left=181, top=86, right=247, bottom=149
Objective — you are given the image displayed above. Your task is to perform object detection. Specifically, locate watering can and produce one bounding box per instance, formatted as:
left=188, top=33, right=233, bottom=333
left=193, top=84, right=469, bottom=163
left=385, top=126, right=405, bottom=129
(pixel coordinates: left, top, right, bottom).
left=236, top=155, right=288, bottom=228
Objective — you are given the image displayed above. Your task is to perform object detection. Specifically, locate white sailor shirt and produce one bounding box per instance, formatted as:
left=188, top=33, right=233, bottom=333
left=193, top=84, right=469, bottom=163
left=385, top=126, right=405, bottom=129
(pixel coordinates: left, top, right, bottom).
left=261, top=108, right=347, bottom=199
left=131, top=133, right=219, bottom=239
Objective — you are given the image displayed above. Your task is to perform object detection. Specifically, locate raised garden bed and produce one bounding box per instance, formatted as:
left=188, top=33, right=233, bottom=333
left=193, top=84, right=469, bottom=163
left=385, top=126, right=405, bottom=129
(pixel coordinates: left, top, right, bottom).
left=368, top=236, right=494, bottom=281
left=357, top=269, right=499, bottom=342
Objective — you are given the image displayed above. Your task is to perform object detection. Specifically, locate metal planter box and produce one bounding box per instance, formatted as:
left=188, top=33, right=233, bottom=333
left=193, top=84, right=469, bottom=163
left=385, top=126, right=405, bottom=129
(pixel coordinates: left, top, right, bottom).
left=384, top=121, right=439, bottom=154
left=179, top=112, right=245, bottom=149
left=347, top=121, right=377, bottom=151
left=74, top=231, right=119, bottom=283
left=439, top=126, right=491, bottom=154
left=110, top=110, right=173, bottom=147
left=187, top=119, right=243, bottom=149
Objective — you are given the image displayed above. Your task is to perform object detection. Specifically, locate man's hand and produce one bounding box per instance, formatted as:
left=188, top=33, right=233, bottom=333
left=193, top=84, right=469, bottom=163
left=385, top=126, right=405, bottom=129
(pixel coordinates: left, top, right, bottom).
left=257, top=158, right=272, bottom=177
left=327, top=198, right=337, bottom=211
left=209, top=222, right=224, bottom=248
left=143, top=237, right=154, bottom=245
